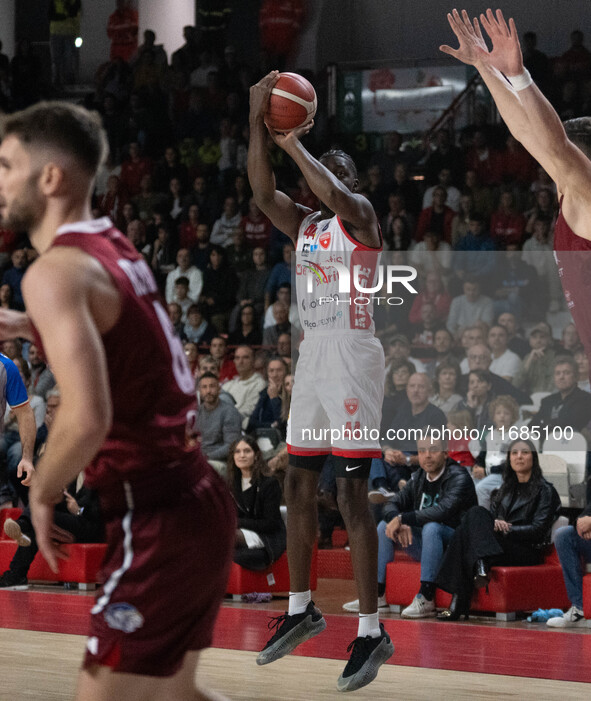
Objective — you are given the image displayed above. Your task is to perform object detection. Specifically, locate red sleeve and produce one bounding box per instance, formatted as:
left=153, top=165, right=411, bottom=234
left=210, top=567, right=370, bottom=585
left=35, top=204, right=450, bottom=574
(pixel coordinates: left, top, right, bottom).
left=414, top=209, right=429, bottom=242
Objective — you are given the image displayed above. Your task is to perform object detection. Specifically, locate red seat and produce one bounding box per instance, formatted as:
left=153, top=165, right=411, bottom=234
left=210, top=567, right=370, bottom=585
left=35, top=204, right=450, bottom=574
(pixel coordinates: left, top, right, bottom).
left=0, top=541, right=106, bottom=589
left=226, top=547, right=318, bottom=596
left=385, top=547, right=570, bottom=620
left=583, top=574, right=591, bottom=619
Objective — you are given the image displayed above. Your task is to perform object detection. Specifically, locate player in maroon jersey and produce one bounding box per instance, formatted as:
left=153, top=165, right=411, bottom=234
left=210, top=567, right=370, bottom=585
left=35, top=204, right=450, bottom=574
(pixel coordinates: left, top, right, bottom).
left=440, top=9, right=591, bottom=361
left=0, top=102, right=234, bottom=700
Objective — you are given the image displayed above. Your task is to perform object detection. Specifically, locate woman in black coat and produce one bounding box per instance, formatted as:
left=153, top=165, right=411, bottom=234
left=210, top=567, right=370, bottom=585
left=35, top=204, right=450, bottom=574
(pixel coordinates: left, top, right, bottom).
left=227, top=435, right=286, bottom=571
left=436, top=438, right=561, bottom=619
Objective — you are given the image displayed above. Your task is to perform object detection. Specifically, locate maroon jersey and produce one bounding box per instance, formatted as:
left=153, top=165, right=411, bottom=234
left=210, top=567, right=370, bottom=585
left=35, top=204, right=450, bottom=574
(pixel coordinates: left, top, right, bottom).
left=44, top=218, right=203, bottom=490
left=554, top=207, right=591, bottom=362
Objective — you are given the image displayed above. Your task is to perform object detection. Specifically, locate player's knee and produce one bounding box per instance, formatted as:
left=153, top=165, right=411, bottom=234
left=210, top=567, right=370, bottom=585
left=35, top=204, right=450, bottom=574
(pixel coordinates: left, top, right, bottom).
left=336, top=481, right=370, bottom=521
left=285, top=467, right=318, bottom=506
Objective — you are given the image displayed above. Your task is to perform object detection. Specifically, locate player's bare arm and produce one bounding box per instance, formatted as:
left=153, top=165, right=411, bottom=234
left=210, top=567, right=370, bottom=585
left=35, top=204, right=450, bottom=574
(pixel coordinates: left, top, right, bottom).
left=274, top=133, right=380, bottom=248
left=441, top=8, right=591, bottom=237
left=0, top=309, right=35, bottom=341
left=248, top=71, right=310, bottom=243
left=12, top=401, right=36, bottom=486
left=23, top=248, right=118, bottom=569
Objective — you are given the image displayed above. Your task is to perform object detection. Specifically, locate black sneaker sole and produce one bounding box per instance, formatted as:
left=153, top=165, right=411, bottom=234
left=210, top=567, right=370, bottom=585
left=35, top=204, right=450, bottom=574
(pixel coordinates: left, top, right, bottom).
left=336, top=636, right=395, bottom=692
left=256, top=614, right=327, bottom=665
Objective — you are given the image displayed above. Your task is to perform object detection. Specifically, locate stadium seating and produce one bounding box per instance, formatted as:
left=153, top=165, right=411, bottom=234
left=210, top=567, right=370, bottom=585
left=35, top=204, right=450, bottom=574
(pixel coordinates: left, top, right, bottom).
left=385, top=547, right=570, bottom=620
left=226, top=546, right=318, bottom=599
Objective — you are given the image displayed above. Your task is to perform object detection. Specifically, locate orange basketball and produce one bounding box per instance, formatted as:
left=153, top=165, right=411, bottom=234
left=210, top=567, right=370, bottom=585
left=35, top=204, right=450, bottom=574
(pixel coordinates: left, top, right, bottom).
left=265, top=72, right=317, bottom=132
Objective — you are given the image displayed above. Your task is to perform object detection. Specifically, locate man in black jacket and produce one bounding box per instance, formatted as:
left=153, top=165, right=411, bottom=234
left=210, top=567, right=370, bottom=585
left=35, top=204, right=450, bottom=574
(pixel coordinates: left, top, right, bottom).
left=344, top=432, right=477, bottom=618
left=531, top=356, right=591, bottom=435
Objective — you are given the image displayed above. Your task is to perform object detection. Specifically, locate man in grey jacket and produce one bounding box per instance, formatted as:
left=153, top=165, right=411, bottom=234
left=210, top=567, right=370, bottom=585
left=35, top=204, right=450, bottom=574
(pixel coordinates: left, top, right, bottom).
left=197, top=372, right=242, bottom=475
left=344, top=431, right=477, bottom=618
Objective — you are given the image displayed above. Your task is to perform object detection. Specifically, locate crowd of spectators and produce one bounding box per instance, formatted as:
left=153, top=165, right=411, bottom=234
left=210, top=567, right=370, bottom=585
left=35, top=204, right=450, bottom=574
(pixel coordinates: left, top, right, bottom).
left=0, top=7, right=590, bottom=607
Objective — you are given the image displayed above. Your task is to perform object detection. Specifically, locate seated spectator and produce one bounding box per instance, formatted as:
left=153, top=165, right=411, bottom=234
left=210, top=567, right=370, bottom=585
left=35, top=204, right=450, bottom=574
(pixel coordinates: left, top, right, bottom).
left=370, top=374, right=447, bottom=501
left=119, top=141, right=152, bottom=198
left=424, top=128, right=463, bottom=186
left=232, top=247, right=269, bottom=323
left=228, top=436, right=286, bottom=572
left=409, top=230, right=452, bottom=277
left=455, top=368, right=493, bottom=432
left=385, top=334, right=426, bottom=375
left=179, top=204, right=202, bottom=250
left=458, top=324, right=489, bottom=375
left=126, top=219, right=152, bottom=263
left=514, top=323, right=557, bottom=394
left=226, top=226, right=253, bottom=274
left=446, top=408, right=475, bottom=469
left=277, top=333, right=293, bottom=371
left=265, top=242, right=293, bottom=308
left=183, top=341, right=199, bottom=380
left=344, top=433, right=476, bottom=616
left=263, top=302, right=291, bottom=348
left=531, top=356, right=591, bottom=434
left=209, top=336, right=237, bottom=384
left=383, top=214, right=412, bottom=252
left=167, top=177, right=184, bottom=222
left=430, top=360, right=462, bottom=415
left=27, top=343, right=56, bottom=400
left=452, top=213, right=496, bottom=280
left=381, top=193, right=415, bottom=243
left=497, top=311, right=530, bottom=358
left=247, top=357, right=288, bottom=435
left=414, top=187, right=455, bottom=243
left=436, top=439, right=561, bottom=619
left=196, top=372, right=242, bottom=476
left=200, top=245, right=239, bottom=332
left=423, top=168, right=461, bottom=213
left=471, top=395, right=520, bottom=509
left=574, top=347, right=590, bottom=392
left=447, top=278, right=494, bottom=339
left=150, top=220, right=176, bottom=289
left=524, top=186, right=557, bottom=235
left=408, top=271, right=452, bottom=326
left=363, top=164, right=389, bottom=218
left=492, top=247, right=542, bottom=321
left=170, top=276, right=194, bottom=320
left=561, top=322, right=581, bottom=354
left=460, top=344, right=531, bottom=406
left=463, top=169, right=493, bottom=217
left=450, top=193, right=474, bottom=247
left=191, top=223, right=213, bottom=272
left=183, top=304, right=216, bottom=346
left=263, top=282, right=298, bottom=330
left=154, top=145, right=188, bottom=192
left=223, top=346, right=267, bottom=429
left=0, top=283, right=15, bottom=310
left=0, top=478, right=104, bottom=590
left=489, top=191, right=525, bottom=249
left=1, top=249, right=28, bottom=311
left=411, top=302, right=445, bottom=349
left=165, top=248, right=203, bottom=304
left=167, top=302, right=185, bottom=339
left=464, top=130, right=500, bottom=186
left=228, top=304, right=263, bottom=346
left=210, top=195, right=241, bottom=247
left=488, top=324, right=522, bottom=383
left=546, top=495, right=591, bottom=628
left=391, top=162, right=422, bottom=215
left=242, top=197, right=272, bottom=249
left=497, top=134, right=537, bottom=186
left=381, top=359, right=416, bottom=436
left=132, top=174, right=166, bottom=223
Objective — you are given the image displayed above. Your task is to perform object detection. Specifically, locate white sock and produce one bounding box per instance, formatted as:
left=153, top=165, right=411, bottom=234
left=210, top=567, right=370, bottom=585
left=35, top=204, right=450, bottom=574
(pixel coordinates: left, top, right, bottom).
left=288, top=590, right=311, bottom=615
left=358, top=612, right=381, bottom=638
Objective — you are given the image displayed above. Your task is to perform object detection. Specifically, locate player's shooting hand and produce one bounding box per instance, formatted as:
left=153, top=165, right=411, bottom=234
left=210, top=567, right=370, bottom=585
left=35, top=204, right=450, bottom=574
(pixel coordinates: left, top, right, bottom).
left=267, top=120, right=315, bottom=152
left=249, top=71, right=280, bottom=120
left=479, top=9, right=524, bottom=77
left=30, top=484, right=73, bottom=573
left=17, top=458, right=35, bottom=487
left=440, top=9, right=490, bottom=67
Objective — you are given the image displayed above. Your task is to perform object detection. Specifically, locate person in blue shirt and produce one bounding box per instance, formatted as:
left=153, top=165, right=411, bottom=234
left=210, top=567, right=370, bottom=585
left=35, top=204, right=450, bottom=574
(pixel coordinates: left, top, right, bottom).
left=0, top=352, right=37, bottom=507
left=453, top=212, right=496, bottom=280
left=1, top=249, right=28, bottom=311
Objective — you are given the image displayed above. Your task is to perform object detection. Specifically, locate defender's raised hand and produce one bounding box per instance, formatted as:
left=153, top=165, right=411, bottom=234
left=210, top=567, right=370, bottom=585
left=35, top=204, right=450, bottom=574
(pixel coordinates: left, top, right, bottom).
left=479, top=9, right=524, bottom=77
left=440, top=9, right=490, bottom=66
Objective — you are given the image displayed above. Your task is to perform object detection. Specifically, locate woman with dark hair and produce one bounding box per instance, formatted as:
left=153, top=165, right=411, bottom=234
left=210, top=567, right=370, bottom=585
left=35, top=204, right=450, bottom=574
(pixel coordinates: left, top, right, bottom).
left=228, top=303, right=262, bottom=346
left=380, top=359, right=415, bottom=436
left=384, top=215, right=412, bottom=251
left=430, top=360, right=462, bottom=415
left=227, top=436, right=286, bottom=571
left=201, top=244, right=239, bottom=332
left=454, top=368, right=493, bottom=431
left=436, top=438, right=561, bottom=619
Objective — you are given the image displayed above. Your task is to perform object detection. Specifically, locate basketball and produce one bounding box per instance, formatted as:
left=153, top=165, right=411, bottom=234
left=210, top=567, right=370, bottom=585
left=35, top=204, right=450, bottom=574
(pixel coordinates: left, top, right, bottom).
left=265, top=72, right=317, bottom=132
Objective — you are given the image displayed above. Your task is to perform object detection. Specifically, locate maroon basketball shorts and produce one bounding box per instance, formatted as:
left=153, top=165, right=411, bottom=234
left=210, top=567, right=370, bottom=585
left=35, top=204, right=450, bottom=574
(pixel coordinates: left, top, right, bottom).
left=83, top=464, right=235, bottom=677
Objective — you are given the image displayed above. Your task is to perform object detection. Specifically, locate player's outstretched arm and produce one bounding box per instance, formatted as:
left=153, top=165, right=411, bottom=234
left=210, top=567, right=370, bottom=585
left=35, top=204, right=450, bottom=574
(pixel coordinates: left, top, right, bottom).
left=248, top=71, right=309, bottom=244
left=441, top=9, right=591, bottom=204
left=22, top=251, right=113, bottom=569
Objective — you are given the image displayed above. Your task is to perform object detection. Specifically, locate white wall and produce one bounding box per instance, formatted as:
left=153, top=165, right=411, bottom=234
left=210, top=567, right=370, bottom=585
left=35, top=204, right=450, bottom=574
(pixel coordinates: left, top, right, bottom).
left=0, top=0, right=16, bottom=58
left=138, top=0, right=195, bottom=61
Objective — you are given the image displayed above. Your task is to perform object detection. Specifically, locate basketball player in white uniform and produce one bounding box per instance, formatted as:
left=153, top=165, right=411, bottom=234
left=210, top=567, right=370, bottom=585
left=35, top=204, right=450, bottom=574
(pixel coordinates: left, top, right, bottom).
left=248, top=71, right=394, bottom=693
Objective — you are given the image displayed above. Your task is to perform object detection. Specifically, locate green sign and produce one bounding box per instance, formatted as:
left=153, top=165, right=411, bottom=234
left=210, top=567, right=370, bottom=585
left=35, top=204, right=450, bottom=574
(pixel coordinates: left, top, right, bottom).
left=337, top=72, right=363, bottom=133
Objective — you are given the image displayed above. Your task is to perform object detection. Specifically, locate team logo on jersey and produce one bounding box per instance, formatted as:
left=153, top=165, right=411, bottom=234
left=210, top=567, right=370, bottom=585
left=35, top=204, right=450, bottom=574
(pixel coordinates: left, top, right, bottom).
left=319, top=232, right=331, bottom=249
left=104, top=603, right=145, bottom=633
left=344, top=398, right=359, bottom=415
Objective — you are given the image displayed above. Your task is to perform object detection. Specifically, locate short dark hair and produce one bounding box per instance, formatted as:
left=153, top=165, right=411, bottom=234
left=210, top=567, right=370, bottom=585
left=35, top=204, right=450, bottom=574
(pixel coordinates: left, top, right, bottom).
left=554, top=355, right=577, bottom=374
left=175, top=276, right=189, bottom=287
left=198, top=372, right=218, bottom=383
left=1, top=101, right=108, bottom=175
left=319, top=149, right=358, bottom=178
left=564, top=117, right=591, bottom=159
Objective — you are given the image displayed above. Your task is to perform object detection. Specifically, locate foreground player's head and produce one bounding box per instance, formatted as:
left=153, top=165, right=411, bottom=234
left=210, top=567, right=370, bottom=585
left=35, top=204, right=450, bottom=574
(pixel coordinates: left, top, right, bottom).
left=0, top=101, right=108, bottom=233
left=564, top=117, right=591, bottom=160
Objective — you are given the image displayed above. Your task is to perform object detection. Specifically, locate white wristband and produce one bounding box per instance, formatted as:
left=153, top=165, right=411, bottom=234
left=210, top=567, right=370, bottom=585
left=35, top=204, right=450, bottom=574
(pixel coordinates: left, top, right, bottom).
left=507, top=69, right=533, bottom=91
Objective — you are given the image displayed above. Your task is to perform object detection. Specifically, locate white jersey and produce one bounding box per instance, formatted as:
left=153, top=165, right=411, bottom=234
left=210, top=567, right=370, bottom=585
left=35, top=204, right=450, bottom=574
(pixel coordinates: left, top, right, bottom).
left=295, top=212, right=382, bottom=335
